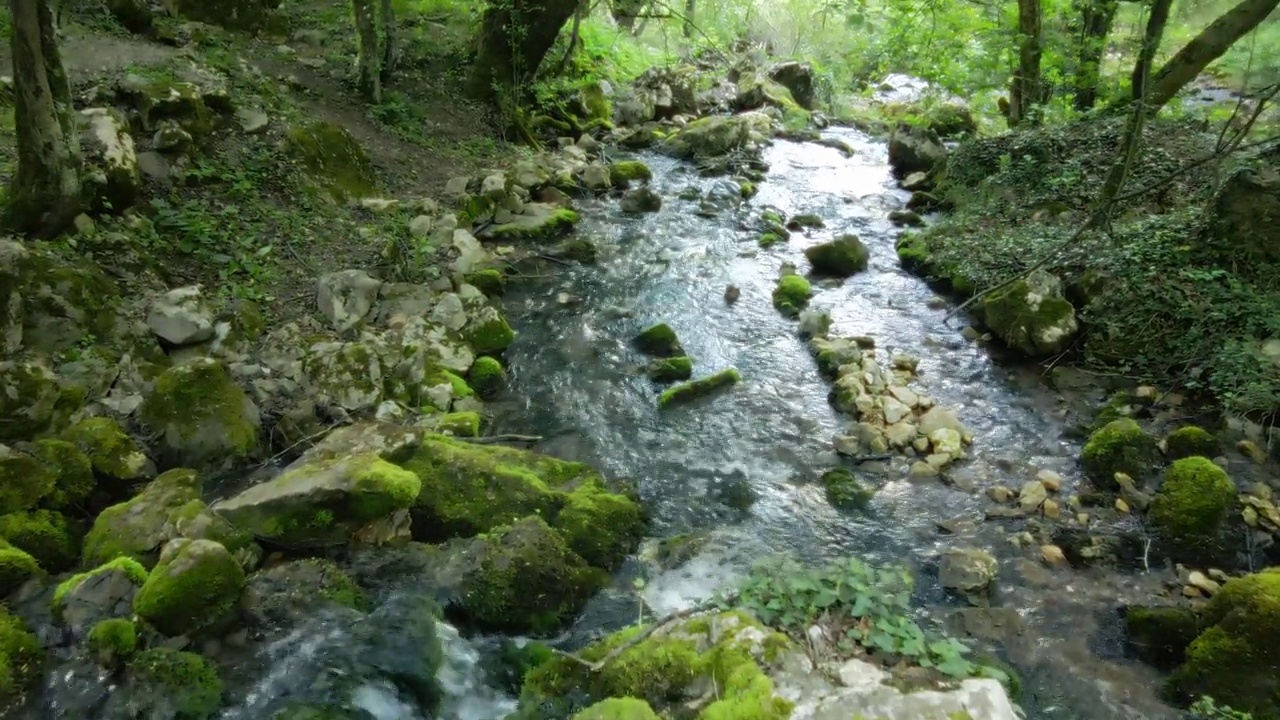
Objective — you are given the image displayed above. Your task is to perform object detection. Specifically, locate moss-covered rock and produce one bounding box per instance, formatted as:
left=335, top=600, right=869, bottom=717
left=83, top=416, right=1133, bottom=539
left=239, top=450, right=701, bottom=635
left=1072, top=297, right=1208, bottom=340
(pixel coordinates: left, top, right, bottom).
left=521, top=610, right=791, bottom=718
left=0, top=509, right=78, bottom=572
left=485, top=206, right=580, bottom=243
left=62, top=416, right=152, bottom=484
left=124, top=648, right=223, bottom=719
left=0, top=607, right=42, bottom=704
left=1148, top=457, right=1237, bottom=564
left=82, top=468, right=256, bottom=568
left=981, top=270, right=1079, bottom=358
left=87, top=618, right=138, bottom=667
left=572, top=698, right=660, bottom=720
left=0, top=449, right=54, bottom=515
left=758, top=232, right=785, bottom=248
left=820, top=468, right=873, bottom=511
left=211, top=452, right=420, bottom=547
left=647, top=356, right=693, bottom=383
left=139, top=358, right=261, bottom=468
left=462, top=309, right=516, bottom=355
left=245, top=558, right=367, bottom=626
left=1124, top=605, right=1201, bottom=670
left=1080, top=419, right=1160, bottom=491
left=438, top=411, right=482, bottom=438
left=0, top=355, right=61, bottom=442
left=53, top=556, right=149, bottom=611
left=555, top=481, right=647, bottom=571
left=463, top=269, right=507, bottom=296
left=634, top=323, right=684, bottom=358
left=663, top=112, right=775, bottom=160
left=134, top=538, right=246, bottom=636
left=1167, top=568, right=1280, bottom=717
left=772, top=275, right=812, bottom=316
left=658, top=369, right=742, bottom=408
left=0, top=541, right=40, bottom=593
left=467, top=356, right=506, bottom=399
left=459, top=516, right=603, bottom=634
left=1165, top=426, right=1220, bottom=460
left=805, top=234, right=870, bottom=277
left=894, top=233, right=933, bottom=273
left=285, top=121, right=377, bottom=201
left=30, top=439, right=96, bottom=510
left=608, top=161, right=653, bottom=185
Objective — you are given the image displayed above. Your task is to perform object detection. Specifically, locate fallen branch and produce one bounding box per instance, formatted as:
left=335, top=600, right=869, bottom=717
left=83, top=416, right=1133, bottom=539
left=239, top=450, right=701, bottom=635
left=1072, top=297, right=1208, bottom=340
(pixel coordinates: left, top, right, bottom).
left=553, top=603, right=714, bottom=672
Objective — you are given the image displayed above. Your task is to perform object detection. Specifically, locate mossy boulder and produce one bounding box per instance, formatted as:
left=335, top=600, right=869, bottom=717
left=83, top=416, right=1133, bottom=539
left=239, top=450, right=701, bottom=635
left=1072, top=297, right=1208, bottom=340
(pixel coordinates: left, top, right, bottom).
left=82, top=468, right=256, bottom=568
left=647, top=356, right=693, bottom=383
left=52, top=556, right=148, bottom=629
left=663, top=112, right=775, bottom=160
left=805, top=234, right=870, bottom=277
left=634, top=323, right=684, bottom=358
left=121, top=648, right=222, bottom=720
left=1148, top=457, right=1237, bottom=564
left=457, top=516, right=604, bottom=634
left=1124, top=605, right=1201, bottom=670
left=78, top=107, right=142, bottom=214
left=0, top=355, right=62, bottom=442
left=981, top=270, right=1079, bottom=358
left=134, top=538, right=246, bottom=636
left=166, top=0, right=275, bottom=31
left=1165, top=426, right=1220, bottom=460
left=0, top=449, right=54, bottom=515
left=463, top=268, right=507, bottom=296
left=211, top=452, right=421, bottom=547
left=820, top=468, right=873, bottom=511
left=1167, top=568, right=1280, bottom=717
left=573, top=698, right=660, bottom=720
left=608, top=161, right=653, bottom=185
left=244, top=558, right=367, bottom=626
left=0, top=509, right=77, bottom=572
left=772, top=275, right=812, bottom=316
left=30, top=439, right=95, bottom=510
left=0, top=607, right=42, bottom=705
left=484, top=205, right=580, bottom=243
left=894, top=233, right=933, bottom=272
left=0, top=542, right=40, bottom=594
left=398, top=435, right=644, bottom=570
left=285, top=121, right=377, bottom=201
left=461, top=305, right=516, bottom=355
left=87, top=618, right=138, bottom=667
left=138, top=358, right=261, bottom=468
left=658, top=369, right=742, bottom=408
left=520, top=610, right=791, bottom=718
left=62, top=416, right=153, bottom=485
left=438, top=411, right=482, bottom=437
left=1080, top=418, right=1160, bottom=491
left=467, top=356, right=506, bottom=399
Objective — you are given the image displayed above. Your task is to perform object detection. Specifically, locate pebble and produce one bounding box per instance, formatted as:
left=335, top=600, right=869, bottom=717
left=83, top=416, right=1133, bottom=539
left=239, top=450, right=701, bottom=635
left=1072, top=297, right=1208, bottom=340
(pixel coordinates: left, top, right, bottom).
left=1115, top=498, right=1130, bottom=514
left=909, top=461, right=939, bottom=479
left=1208, top=568, right=1230, bottom=582
left=1036, top=469, right=1062, bottom=492
left=1238, top=439, right=1267, bottom=462
left=1075, top=512, right=1090, bottom=525
left=1040, top=544, right=1068, bottom=568
left=927, top=296, right=948, bottom=309
left=961, top=326, right=981, bottom=341
left=1018, top=480, right=1047, bottom=513
left=1188, top=571, right=1221, bottom=596
left=988, top=486, right=1014, bottom=503
left=1043, top=499, right=1061, bottom=519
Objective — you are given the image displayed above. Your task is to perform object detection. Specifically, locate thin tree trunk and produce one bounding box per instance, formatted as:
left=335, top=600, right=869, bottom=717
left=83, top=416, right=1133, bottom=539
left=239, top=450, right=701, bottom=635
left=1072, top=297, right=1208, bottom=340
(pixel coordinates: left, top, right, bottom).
left=4, top=0, right=83, bottom=238
left=558, top=0, right=587, bottom=74
left=683, top=0, right=695, bottom=37
left=1008, top=0, right=1045, bottom=127
left=352, top=0, right=380, bottom=102
left=1144, top=0, right=1280, bottom=111
left=467, top=0, right=580, bottom=102
left=379, top=0, right=397, bottom=81
left=1073, top=0, right=1118, bottom=111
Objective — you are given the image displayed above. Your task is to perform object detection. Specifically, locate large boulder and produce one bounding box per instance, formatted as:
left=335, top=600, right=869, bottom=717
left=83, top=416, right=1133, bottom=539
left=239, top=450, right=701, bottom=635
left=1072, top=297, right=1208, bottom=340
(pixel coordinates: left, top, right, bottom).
left=133, top=538, right=245, bottom=637
left=0, top=446, right=55, bottom=515
left=243, top=558, right=367, bottom=628
left=805, top=234, right=870, bottom=277
left=52, top=556, right=148, bottom=639
left=138, top=358, right=261, bottom=468
left=1147, top=456, right=1237, bottom=565
left=78, top=107, right=142, bottom=214
left=284, top=121, right=377, bottom=201
left=1206, top=154, right=1280, bottom=264
left=315, top=270, right=383, bottom=333
left=1079, top=418, right=1159, bottom=491
left=211, top=451, right=420, bottom=547
left=980, top=270, right=1078, bottom=358
left=663, top=112, right=775, bottom=160
left=62, top=416, right=154, bottom=487
left=0, top=355, right=62, bottom=442
left=887, top=123, right=947, bottom=177
left=768, top=61, right=816, bottom=109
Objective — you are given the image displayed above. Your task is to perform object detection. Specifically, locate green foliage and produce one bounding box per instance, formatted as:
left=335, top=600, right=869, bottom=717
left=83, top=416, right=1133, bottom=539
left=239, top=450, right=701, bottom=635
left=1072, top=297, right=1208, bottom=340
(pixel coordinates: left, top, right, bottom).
left=1189, top=697, right=1256, bottom=720
left=712, top=556, right=1009, bottom=685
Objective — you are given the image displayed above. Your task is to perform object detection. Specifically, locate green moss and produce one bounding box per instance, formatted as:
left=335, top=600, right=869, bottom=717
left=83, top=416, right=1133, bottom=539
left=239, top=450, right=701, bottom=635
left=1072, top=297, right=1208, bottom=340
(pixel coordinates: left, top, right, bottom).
left=761, top=210, right=784, bottom=226
left=634, top=323, right=684, bottom=358
left=556, top=480, right=645, bottom=571
left=425, top=367, right=475, bottom=403
left=133, top=539, right=246, bottom=637
left=439, top=411, right=483, bottom=438
left=772, top=275, right=812, bottom=316
left=0, top=607, right=42, bottom=704
left=0, top=509, right=78, bottom=572
left=31, top=439, right=95, bottom=510
left=464, top=269, right=507, bottom=296
left=980, top=276, right=1077, bottom=357
left=658, top=369, right=742, bottom=408
left=127, top=648, right=223, bottom=719
left=87, top=618, right=138, bottom=666
left=138, top=359, right=259, bottom=465
left=468, top=356, right=506, bottom=400
left=0, top=542, right=40, bottom=591
left=580, top=82, right=612, bottom=122
left=1168, top=569, right=1280, bottom=717
left=487, top=208, right=580, bottom=242
left=788, top=213, right=826, bottom=229
left=0, top=451, right=54, bottom=515
left=1165, top=426, right=1220, bottom=460
left=270, top=703, right=359, bottom=720
left=1148, top=457, right=1236, bottom=563
left=80, top=468, right=201, bottom=567
left=820, top=468, right=873, bottom=511
left=738, top=181, right=758, bottom=198
left=463, top=313, right=516, bottom=355
left=349, top=458, right=423, bottom=521
left=54, top=556, right=149, bottom=610
left=647, top=356, right=693, bottom=383
left=63, top=416, right=150, bottom=482
left=0, top=357, right=62, bottom=443
left=758, top=232, right=785, bottom=248
left=1124, top=606, right=1201, bottom=670
left=1080, top=419, right=1159, bottom=491
left=572, top=697, right=660, bottom=720
left=285, top=121, right=377, bottom=201
left=552, top=237, right=599, bottom=263
left=607, top=161, right=652, bottom=184
left=805, top=235, right=870, bottom=277
left=460, top=516, right=603, bottom=634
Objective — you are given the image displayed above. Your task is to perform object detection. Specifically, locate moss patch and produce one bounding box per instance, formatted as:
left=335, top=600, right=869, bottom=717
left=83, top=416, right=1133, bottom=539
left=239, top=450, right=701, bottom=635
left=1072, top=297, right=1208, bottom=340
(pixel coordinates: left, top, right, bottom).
left=1148, top=457, right=1236, bottom=564
left=772, top=275, right=812, bottom=316
left=0, top=509, right=78, bottom=572
left=658, top=369, right=742, bottom=408
left=284, top=121, right=377, bottom=201
left=1080, top=419, right=1159, bottom=491
left=634, top=323, right=684, bottom=358
left=87, top=618, right=138, bottom=667
left=820, top=468, right=873, bottom=511
left=54, top=556, right=149, bottom=610
left=0, top=451, right=55, bottom=515
left=0, top=607, right=42, bottom=704
left=133, top=539, right=246, bottom=637
left=647, top=356, right=693, bottom=383
left=0, top=542, right=40, bottom=592
left=127, top=648, right=223, bottom=719
left=805, top=235, right=869, bottom=277
left=467, top=356, right=506, bottom=399
left=138, top=358, right=260, bottom=466
left=30, top=439, right=95, bottom=510
left=1165, top=426, right=1220, bottom=460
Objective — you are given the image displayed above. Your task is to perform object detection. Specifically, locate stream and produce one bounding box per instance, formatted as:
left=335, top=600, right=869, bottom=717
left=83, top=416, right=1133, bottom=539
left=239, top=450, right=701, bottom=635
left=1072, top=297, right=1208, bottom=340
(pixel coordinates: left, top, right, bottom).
left=489, top=127, right=1182, bottom=720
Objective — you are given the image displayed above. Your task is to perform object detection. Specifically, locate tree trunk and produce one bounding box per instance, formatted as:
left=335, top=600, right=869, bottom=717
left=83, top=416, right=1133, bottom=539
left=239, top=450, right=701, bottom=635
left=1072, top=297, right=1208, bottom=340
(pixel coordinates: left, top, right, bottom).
left=467, top=0, right=581, bottom=102
left=683, top=0, right=695, bottom=37
left=1145, top=0, right=1280, bottom=111
left=1073, top=0, right=1118, bottom=111
left=4, top=0, right=83, bottom=238
left=379, top=0, right=397, bottom=81
left=1130, top=0, right=1172, bottom=103
left=352, top=0, right=380, bottom=102
left=1007, top=0, right=1045, bottom=127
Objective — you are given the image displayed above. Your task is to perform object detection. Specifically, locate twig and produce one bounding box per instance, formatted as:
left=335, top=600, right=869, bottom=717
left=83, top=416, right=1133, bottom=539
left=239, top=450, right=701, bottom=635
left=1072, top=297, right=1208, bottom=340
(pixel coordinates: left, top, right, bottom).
left=557, top=604, right=710, bottom=672
left=459, top=434, right=543, bottom=444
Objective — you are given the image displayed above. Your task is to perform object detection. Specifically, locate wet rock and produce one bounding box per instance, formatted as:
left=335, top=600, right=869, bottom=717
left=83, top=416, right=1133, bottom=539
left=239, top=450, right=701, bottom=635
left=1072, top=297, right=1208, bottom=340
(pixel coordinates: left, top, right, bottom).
left=1018, top=480, right=1047, bottom=513
left=981, top=269, right=1078, bottom=358
left=1039, top=544, right=1068, bottom=567
left=138, top=358, right=261, bottom=468
left=887, top=123, right=946, bottom=177
left=647, top=356, right=693, bottom=383
left=658, top=369, right=741, bottom=409
left=103, top=647, right=222, bottom=720
left=1123, top=605, right=1200, bottom=670
left=900, top=171, right=931, bottom=192
left=633, top=323, right=684, bottom=357
left=580, top=163, right=611, bottom=191
left=821, top=468, right=873, bottom=511
left=773, top=275, right=812, bottom=316
left=663, top=112, right=775, bottom=161
left=724, top=284, right=741, bottom=304
left=938, top=547, right=998, bottom=604
left=243, top=557, right=366, bottom=629
left=620, top=186, right=662, bottom=213
left=888, top=209, right=924, bottom=227
left=481, top=203, right=579, bottom=242
left=316, top=269, right=383, bottom=333
left=52, top=556, right=147, bottom=639
left=147, top=285, right=215, bottom=346
left=804, top=234, right=869, bottom=278
left=798, top=310, right=832, bottom=339
left=1036, top=469, right=1062, bottom=492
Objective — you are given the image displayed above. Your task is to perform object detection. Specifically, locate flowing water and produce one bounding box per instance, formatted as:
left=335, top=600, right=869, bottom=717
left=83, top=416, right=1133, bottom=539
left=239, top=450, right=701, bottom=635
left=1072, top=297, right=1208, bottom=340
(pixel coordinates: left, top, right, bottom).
left=490, top=127, right=1183, bottom=720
